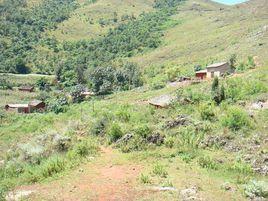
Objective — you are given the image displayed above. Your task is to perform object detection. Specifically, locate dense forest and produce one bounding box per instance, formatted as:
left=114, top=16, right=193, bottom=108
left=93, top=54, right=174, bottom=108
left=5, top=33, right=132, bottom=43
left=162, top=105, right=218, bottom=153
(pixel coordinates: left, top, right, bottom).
left=0, top=0, right=78, bottom=74
left=0, top=0, right=184, bottom=93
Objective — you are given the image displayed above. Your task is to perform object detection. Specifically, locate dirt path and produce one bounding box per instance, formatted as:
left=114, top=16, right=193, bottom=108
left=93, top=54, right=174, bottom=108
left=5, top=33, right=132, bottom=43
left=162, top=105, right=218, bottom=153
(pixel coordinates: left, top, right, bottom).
left=14, top=147, right=146, bottom=201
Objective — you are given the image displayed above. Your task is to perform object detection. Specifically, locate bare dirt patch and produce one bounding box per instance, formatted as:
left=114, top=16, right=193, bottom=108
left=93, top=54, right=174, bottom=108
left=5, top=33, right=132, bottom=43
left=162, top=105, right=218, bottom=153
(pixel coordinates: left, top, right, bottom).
left=13, top=147, right=146, bottom=201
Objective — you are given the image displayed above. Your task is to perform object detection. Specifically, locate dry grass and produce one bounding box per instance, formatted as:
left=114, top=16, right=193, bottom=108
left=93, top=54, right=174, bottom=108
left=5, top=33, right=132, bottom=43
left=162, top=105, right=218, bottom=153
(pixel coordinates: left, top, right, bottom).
left=130, top=0, right=268, bottom=71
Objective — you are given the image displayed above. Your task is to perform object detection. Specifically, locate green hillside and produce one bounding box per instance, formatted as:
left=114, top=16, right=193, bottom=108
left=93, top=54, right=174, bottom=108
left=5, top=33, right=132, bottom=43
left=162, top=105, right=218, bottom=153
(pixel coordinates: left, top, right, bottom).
left=0, top=0, right=268, bottom=200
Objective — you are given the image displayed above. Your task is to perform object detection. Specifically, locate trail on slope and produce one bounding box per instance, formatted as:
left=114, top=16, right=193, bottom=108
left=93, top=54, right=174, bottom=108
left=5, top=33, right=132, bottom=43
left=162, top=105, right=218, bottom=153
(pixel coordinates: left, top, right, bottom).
left=14, top=147, right=145, bottom=201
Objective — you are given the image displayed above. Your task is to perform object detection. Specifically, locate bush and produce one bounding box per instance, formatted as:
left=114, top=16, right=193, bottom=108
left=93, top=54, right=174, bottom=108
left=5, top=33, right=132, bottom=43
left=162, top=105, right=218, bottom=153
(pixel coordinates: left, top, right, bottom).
left=40, top=156, right=66, bottom=178
left=0, top=77, right=13, bottom=90
left=91, top=117, right=108, bottom=136
left=107, top=123, right=123, bottom=143
left=134, top=124, right=151, bottom=138
left=199, top=103, right=216, bottom=121
left=221, top=106, right=252, bottom=131
left=244, top=180, right=268, bottom=198
left=47, top=95, right=69, bottom=114
left=70, top=84, right=85, bottom=103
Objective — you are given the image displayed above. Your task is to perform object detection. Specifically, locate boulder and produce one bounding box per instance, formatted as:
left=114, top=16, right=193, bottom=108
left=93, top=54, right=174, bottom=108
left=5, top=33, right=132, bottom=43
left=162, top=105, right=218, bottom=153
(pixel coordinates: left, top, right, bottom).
left=165, top=115, right=191, bottom=129
left=147, top=132, right=164, bottom=145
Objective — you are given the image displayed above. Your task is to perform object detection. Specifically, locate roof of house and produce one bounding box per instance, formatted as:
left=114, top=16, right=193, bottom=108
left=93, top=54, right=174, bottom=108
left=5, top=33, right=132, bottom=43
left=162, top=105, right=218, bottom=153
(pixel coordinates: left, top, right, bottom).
left=29, top=100, right=44, bottom=107
left=5, top=104, right=29, bottom=108
left=195, top=69, right=207, bottom=74
left=207, top=62, right=228, bottom=68
left=148, top=95, right=175, bottom=108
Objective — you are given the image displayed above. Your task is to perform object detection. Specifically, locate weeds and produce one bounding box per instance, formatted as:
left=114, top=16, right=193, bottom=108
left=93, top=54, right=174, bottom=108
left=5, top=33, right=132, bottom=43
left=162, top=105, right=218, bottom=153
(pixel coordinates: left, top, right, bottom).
left=152, top=164, right=168, bottom=178
left=140, top=173, right=152, bottom=184
left=198, top=156, right=219, bottom=170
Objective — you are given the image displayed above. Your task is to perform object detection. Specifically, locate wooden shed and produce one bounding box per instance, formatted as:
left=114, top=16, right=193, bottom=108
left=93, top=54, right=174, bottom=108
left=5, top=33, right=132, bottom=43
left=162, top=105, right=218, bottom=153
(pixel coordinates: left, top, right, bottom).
left=195, top=69, right=207, bottom=80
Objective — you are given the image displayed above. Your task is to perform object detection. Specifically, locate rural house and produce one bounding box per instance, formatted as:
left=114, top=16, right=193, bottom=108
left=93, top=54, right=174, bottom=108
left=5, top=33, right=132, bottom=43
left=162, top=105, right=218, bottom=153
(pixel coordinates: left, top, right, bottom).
left=5, top=104, right=30, bottom=113
left=5, top=100, right=45, bottom=114
left=195, top=62, right=232, bottom=79
left=18, top=86, right=34, bottom=92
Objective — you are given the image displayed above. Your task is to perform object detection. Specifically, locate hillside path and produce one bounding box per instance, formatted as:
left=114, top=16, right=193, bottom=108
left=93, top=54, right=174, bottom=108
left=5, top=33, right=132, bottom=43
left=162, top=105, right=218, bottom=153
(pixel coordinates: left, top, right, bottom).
left=14, top=147, right=147, bottom=201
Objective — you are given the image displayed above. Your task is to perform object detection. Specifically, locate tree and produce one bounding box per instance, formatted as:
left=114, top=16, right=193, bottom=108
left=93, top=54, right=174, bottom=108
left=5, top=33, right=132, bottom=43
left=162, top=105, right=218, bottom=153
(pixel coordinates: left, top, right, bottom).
left=211, top=77, right=225, bottom=105
left=36, top=77, right=50, bottom=91
left=229, top=54, right=237, bottom=70
left=15, top=58, right=30, bottom=74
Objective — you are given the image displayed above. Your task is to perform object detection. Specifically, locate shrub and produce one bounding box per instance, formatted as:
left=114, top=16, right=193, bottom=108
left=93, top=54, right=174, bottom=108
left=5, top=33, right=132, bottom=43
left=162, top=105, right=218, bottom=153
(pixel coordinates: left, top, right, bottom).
left=70, top=84, right=85, bottom=103
left=91, top=117, right=109, bottom=136
left=198, top=156, right=218, bottom=170
left=221, top=106, right=252, bottom=131
left=244, top=180, right=268, bottom=198
left=0, top=77, right=13, bottom=90
left=69, top=140, right=98, bottom=158
left=150, top=79, right=166, bottom=90
left=152, top=164, right=168, bottom=178
left=199, top=103, right=216, bottom=121
left=47, top=95, right=69, bottom=114
left=247, top=56, right=256, bottom=69
left=107, top=123, right=123, bottom=143
left=135, top=124, right=151, bottom=138
left=183, top=88, right=207, bottom=103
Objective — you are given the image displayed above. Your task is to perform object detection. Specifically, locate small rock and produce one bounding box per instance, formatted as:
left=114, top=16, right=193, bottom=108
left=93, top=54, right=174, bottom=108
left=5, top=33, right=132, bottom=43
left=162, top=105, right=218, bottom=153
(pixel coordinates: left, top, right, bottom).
left=165, top=115, right=192, bottom=129
left=151, top=186, right=177, bottom=191
left=6, top=190, right=35, bottom=201
left=116, top=133, right=133, bottom=144
left=147, top=132, right=165, bottom=145
left=221, top=182, right=233, bottom=191
left=180, top=186, right=201, bottom=201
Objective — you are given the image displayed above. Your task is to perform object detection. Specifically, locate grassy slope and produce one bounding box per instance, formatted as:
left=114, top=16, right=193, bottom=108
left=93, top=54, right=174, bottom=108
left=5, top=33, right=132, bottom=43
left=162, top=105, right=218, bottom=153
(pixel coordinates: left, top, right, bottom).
left=48, top=0, right=155, bottom=41
left=131, top=0, right=268, bottom=71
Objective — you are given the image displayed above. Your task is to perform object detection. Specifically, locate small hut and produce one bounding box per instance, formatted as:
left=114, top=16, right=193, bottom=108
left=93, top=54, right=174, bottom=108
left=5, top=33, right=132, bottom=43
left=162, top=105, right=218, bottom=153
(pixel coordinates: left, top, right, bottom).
left=5, top=100, right=45, bottom=113
left=18, top=86, right=34, bottom=92
left=29, top=100, right=46, bottom=112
